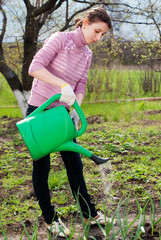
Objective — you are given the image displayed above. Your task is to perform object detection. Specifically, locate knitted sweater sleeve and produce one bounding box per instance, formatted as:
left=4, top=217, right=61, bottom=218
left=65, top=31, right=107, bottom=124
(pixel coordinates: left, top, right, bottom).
left=74, top=49, right=92, bottom=96
left=28, top=32, right=65, bottom=74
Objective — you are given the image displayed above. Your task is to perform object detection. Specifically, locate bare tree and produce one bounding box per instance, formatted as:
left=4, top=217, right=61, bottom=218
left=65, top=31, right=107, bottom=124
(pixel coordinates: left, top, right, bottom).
left=0, top=0, right=160, bottom=116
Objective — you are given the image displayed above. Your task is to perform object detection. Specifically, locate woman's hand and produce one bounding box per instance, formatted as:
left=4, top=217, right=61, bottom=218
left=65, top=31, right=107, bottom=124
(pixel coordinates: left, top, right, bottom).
left=60, top=84, right=76, bottom=106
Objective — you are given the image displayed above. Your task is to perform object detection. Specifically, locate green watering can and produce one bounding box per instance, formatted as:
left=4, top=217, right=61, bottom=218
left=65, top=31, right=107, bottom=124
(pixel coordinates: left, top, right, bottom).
left=16, top=94, right=109, bottom=165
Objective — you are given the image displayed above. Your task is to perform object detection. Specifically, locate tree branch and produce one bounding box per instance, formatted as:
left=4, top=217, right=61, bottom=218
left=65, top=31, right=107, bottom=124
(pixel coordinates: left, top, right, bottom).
left=0, top=2, right=23, bottom=94
left=73, top=0, right=91, bottom=3
left=23, top=0, right=33, bottom=11
left=37, top=3, right=63, bottom=31
left=38, top=0, right=65, bottom=26
left=66, top=0, right=68, bottom=23
left=6, top=2, right=25, bottom=35
left=60, top=4, right=96, bottom=31
left=112, top=19, right=158, bottom=25
left=68, top=5, right=94, bottom=21
left=33, top=0, right=64, bottom=17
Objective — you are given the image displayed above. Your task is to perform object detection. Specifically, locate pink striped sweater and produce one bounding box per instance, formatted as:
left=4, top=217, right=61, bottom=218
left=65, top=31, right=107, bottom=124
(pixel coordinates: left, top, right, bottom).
left=28, top=27, right=92, bottom=108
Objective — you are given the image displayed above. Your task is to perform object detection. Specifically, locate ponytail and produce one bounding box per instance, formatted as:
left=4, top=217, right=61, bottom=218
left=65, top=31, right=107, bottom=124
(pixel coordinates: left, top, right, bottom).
left=75, top=7, right=112, bottom=31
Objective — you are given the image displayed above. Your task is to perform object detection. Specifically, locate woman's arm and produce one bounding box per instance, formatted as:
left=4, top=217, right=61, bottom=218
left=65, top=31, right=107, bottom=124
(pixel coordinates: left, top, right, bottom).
left=29, top=68, right=66, bottom=88
left=29, top=32, right=67, bottom=88
left=30, top=68, right=76, bottom=106
left=30, top=68, right=84, bottom=105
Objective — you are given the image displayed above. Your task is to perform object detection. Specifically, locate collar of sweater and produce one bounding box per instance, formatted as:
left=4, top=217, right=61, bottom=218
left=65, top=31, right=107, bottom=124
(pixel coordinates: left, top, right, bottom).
left=71, top=27, right=87, bottom=48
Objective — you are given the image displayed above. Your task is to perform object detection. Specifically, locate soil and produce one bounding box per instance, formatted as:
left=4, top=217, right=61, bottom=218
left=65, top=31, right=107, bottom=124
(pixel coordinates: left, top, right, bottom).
left=0, top=113, right=161, bottom=240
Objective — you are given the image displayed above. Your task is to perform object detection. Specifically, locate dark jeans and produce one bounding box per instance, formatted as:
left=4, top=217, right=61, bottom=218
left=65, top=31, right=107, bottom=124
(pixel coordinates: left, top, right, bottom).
left=26, top=104, right=97, bottom=224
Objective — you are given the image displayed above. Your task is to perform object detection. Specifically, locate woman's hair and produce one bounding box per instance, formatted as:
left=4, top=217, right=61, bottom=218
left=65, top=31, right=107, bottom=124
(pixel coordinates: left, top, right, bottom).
left=75, top=7, right=112, bottom=31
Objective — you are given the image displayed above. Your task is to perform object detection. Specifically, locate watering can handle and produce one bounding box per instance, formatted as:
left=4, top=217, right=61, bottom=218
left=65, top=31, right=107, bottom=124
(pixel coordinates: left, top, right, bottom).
left=27, top=93, right=87, bottom=137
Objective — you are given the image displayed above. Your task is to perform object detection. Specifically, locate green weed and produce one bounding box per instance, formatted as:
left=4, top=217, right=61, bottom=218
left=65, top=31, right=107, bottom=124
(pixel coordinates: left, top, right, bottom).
left=52, top=191, right=69, bottom=205
left=2, top=175, right=28, bottom=188
left=48, top=168, right=68, bottom=190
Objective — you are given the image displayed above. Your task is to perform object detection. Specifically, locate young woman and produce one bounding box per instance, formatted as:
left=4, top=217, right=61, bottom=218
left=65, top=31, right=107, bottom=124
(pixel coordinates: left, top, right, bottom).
left=27, top=7, right=113, bottom=237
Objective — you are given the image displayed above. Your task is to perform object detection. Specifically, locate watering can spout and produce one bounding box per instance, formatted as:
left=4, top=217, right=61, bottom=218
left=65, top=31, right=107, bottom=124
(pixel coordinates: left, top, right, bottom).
left=56, top=141, right=110, bottom=165
left=90, top=155, right=110, bottom=165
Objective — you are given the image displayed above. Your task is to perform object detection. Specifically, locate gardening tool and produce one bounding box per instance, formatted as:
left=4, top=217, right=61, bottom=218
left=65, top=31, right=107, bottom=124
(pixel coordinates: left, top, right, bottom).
left=16, top=94, right=110, bottom=165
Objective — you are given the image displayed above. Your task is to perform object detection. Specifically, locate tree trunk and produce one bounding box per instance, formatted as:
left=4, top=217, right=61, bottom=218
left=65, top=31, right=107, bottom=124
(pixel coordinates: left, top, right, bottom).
left=22, top=13, right=39, bottom=91
left=13, top=89, right=30, bottom=117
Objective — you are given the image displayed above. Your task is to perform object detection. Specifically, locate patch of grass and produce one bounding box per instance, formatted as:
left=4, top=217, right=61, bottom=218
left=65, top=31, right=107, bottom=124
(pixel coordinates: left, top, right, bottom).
left=82, top=100, right=161, bottom=123
left=1, top=196, right=39, bottom=225
left=2, top=174, right=30, bottom=189
left=0, top=74, right=18, bottom=106
left=58, top=205, right=78, bottom=218
left=48, top=168, right=68, bottom=190
left=86, top=68, right=161, bottom=101
left=52, top=191, right=69, bottom=205
left=0, top=107, right=22, bottom=118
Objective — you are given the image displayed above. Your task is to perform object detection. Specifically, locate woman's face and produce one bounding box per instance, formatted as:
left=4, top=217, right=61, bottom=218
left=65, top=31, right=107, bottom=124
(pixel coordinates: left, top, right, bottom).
left=82, top=19, right=110, bottom=45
